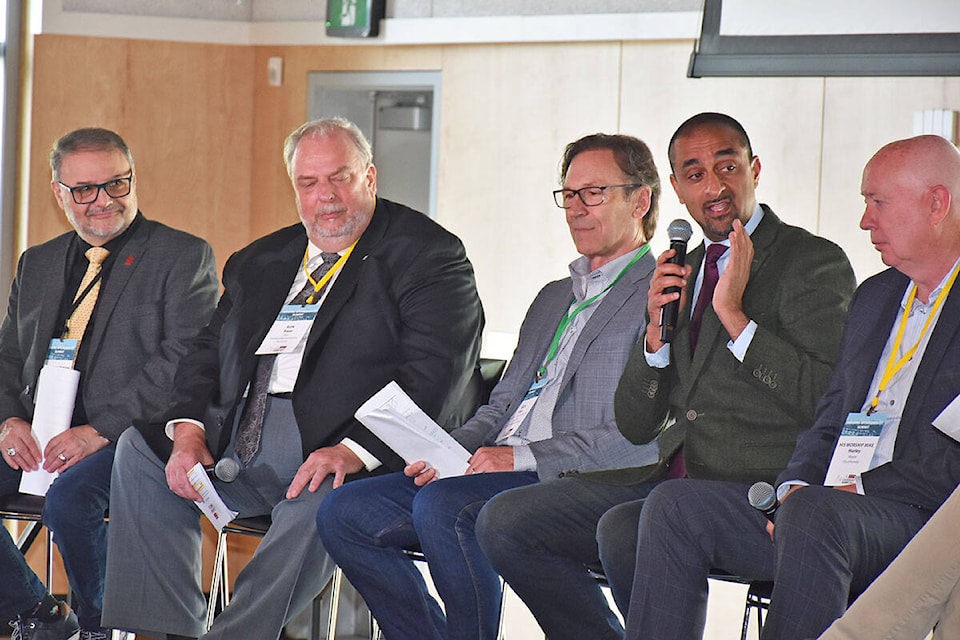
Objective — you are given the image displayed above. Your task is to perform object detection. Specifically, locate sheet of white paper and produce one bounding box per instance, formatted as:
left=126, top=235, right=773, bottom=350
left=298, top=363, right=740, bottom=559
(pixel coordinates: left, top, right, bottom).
left=19, top=366, right=80, bottom=496
left=934, top=393, right=960, bottom=442
left=355, top=381, right=470, bottom=479
left=186, top=463, right=239, bottom=532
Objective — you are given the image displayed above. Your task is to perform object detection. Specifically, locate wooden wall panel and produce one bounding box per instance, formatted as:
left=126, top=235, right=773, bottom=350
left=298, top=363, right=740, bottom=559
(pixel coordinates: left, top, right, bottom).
left=249, top=44, right=443, bottom=242
left=820, top=76, right=960, bottom=282
left=437, top=42, right=623, bottom=337
left=29, top=35, right=256, bottom=275
left=619, top=40, right=826, bottom=254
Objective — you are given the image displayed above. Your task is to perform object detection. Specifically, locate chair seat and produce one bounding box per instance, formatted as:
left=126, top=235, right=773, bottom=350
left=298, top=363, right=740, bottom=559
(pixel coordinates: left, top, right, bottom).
left=0, top=492, right=46, bottom=518
left=221, top=515, right=271, bottom=536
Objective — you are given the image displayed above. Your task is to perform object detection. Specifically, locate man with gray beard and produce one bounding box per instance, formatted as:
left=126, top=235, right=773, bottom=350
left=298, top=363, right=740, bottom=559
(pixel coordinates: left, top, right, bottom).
left=102, top=117, right=484, bottom=640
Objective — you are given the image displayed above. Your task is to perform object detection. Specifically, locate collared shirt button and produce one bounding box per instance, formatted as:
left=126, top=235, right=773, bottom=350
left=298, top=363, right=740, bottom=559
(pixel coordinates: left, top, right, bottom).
left=686, top=409, right=698, bottom=421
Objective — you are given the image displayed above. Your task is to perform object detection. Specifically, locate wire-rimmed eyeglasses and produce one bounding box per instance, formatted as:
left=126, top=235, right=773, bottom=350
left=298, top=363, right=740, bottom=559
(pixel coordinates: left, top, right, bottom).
left=552, top=183, right=642, bottom=208
left=58, top=172, right=133, bottom=205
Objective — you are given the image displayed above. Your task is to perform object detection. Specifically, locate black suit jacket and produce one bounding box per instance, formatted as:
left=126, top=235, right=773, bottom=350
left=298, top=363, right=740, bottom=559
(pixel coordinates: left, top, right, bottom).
left=778, top=267, right=960, bottom=512
left=0, top=214, right=219, bottom=440
left=139, top=198, right=484, bottom=471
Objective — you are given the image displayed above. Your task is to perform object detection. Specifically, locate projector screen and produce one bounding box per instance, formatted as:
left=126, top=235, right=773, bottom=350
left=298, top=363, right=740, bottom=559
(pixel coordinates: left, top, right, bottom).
left=689, top=0, right=960, bottom=77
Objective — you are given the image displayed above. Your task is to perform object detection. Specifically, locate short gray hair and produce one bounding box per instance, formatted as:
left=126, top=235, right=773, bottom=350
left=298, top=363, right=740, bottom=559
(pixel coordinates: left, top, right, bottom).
left=283, top=117, right=373, bottom=177
left=50, top=128, right=134, bottom=181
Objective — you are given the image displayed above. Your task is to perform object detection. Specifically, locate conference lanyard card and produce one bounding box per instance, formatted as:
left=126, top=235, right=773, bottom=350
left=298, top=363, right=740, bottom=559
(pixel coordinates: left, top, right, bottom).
left=823, top=412, right=885, bottom=486
left=45, top=339, right=78, bottom=369
left=497, top=377, right=548, bottom=441
left=256, top=303, right=320, bottom=355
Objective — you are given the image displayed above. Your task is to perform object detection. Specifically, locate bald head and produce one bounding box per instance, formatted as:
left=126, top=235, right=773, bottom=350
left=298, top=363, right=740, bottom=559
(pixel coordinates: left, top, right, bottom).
left=860, top=135, right=960, bottom=298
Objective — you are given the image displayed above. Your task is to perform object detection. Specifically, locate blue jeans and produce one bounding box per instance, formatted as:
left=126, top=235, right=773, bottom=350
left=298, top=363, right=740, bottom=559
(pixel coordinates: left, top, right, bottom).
left=0, top=443, right=115, bottom=629
left=317, top=470, right=538, bottom=640
left=0, top=521, right=46, bottom=620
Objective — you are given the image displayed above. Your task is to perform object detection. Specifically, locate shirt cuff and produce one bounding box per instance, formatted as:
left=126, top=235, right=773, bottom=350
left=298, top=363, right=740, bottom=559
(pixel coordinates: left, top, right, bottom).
left=644, top=342, right=671, bottom=369
left=727, top=320, right=758, bottom=362
left=512, top=445, right=537, bottom=472
left=341, top=438, right=381, bottom=472
left=776, top=480, right=809, bottom=501
left=165, top=418, right=205, bottom=441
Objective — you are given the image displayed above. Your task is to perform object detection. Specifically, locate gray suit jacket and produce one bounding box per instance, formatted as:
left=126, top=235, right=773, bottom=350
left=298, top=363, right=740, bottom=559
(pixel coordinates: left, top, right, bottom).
left=0, top=214, right=219, bottom=441
left=592, top=207, right=856, bottom=486
left=453, top=248, right=660, bottom=481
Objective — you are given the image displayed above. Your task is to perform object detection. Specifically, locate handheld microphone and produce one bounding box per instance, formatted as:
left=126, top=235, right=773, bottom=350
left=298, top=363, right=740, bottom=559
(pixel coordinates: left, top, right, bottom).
left=748, top=481, right=779, bottom=523
left=205, top=458, right=240, bottom=483
left=659, top=219, right=694, bottom=343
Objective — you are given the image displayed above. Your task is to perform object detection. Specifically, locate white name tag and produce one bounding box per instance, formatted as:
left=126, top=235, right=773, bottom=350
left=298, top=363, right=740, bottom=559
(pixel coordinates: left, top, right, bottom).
left=496, top=377, right=548, bottom=441
left=45, top=339, right=78, bottom=368
left=255, top=304, right=320, bottom=355
left=823, top=412, right=885, bottom=486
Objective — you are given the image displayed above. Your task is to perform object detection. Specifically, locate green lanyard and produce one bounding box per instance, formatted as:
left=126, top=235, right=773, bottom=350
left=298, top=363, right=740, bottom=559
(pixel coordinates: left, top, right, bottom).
left=536, top=244, right=651, bottom=380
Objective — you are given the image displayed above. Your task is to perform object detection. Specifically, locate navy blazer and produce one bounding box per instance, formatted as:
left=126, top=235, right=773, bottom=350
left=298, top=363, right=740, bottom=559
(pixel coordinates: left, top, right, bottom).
left=778, top=267, right=960, bottom=512
left=139, top=198, right=484, bottom=471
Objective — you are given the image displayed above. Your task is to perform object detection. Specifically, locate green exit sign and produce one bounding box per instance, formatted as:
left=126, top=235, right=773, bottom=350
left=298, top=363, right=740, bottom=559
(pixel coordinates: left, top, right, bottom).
left=326, top=0, right=385, bottom=38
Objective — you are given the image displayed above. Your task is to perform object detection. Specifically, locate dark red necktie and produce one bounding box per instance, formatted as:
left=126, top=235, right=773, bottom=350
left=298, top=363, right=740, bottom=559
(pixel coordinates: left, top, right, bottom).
left=688, top=243, right=727, bottom=354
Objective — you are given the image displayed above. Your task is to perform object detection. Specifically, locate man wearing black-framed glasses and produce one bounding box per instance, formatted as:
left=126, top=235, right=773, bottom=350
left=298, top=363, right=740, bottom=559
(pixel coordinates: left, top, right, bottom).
left=0, top=127, right=218, bottom=640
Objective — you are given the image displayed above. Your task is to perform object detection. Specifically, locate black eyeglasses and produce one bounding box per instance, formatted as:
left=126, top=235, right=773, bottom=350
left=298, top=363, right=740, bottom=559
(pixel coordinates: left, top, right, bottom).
left=58, top=172, right=133, bottom=205
left=553, top=183, right=642, bottom=208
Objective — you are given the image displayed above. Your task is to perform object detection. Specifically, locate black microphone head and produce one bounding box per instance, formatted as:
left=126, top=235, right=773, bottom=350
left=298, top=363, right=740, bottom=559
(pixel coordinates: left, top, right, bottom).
left=748, top=481, right=777, bottom=511
left=667, top=219, right=693, bottom=243
left=215, top=457, right=240, bottom=482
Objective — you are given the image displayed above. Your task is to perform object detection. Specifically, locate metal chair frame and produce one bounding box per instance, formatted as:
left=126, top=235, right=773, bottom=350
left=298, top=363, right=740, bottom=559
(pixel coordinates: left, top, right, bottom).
left=206, top=515, right=343, bottom=640
left=0, top=494, right=55, bottom=590
left=708, top=573, right=773, bottom=640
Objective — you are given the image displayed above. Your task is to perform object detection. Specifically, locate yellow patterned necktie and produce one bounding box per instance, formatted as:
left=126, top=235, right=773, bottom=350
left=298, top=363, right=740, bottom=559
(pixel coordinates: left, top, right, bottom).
left=64, top=246, right=110, bottom=341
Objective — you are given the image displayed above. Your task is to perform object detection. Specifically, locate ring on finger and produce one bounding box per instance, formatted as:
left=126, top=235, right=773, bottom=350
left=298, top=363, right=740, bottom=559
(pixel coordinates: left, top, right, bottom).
left=5, top=447, right=15, bottom=457
left=57, top=453, right=68, bottom=463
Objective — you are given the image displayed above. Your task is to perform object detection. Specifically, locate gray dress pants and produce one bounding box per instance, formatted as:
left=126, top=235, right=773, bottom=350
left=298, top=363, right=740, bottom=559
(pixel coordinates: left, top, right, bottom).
left=102, top=397, right=337, bottom=640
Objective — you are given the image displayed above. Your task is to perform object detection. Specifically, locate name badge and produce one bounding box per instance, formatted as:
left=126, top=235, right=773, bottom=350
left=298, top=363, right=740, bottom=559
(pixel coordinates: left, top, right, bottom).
left=255, top=304, right=320, bottom=355
left=823, top=412, right=886, bottom=486
left=497, top=376, right=548, bottom=441
left=45, top=339, right=78, bottom=369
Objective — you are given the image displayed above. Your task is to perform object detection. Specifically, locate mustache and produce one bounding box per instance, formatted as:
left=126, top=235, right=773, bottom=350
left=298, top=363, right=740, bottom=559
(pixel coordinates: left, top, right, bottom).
left=85, top=205, right=122, bottom=216
left=704, top=196, right=731, bottom=208
left=314, top=204, right=348, bottom=215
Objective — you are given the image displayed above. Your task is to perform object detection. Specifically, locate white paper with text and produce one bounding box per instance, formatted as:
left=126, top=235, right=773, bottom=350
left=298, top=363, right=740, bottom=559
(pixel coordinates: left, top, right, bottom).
left=186, top=463, right=238, bottom=531
left=355, top=381, right=470, bottom=479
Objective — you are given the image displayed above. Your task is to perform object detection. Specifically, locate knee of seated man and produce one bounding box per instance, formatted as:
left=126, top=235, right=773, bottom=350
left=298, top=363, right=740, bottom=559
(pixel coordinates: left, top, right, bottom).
left=775, top=485, right=847, bottom=542
left=474, top=490, right=535, bottom=557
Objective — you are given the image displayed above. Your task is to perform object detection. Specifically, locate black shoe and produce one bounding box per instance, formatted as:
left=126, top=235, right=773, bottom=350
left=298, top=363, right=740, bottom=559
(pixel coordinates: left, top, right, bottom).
left=8, top=601, right=80, bottom=640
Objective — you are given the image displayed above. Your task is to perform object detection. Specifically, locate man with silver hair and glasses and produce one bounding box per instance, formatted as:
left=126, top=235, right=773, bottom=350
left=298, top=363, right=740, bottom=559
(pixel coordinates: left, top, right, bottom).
left=102, top=117, right=484, bottom=640
left=0, top=127, right=218, bottom=640
left=318, top=132, right=661, bottom=640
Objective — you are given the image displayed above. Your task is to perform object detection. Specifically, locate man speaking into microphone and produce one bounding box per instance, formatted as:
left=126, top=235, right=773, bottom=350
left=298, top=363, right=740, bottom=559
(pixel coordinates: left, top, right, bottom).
left=478, top=112, right=857, bottom=639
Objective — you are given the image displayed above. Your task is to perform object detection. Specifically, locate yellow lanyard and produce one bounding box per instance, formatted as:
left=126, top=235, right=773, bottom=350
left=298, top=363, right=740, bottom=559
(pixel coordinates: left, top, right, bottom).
left=300, top=241, right=357, bottom=304
left=869, top=261, right=960, bottom=413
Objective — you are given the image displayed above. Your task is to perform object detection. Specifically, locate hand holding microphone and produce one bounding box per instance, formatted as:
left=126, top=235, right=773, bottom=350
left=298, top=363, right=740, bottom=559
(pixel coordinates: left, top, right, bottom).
left=659, top=219, right=694, bottom=343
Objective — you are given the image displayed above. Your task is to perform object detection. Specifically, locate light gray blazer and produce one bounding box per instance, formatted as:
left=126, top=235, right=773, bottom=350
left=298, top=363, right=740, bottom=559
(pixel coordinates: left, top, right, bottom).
left=453, top=249, right=659, bottom=480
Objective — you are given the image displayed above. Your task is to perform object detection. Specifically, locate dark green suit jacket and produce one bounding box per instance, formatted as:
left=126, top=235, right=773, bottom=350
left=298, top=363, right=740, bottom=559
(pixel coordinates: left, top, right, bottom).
left=587, top=207, right=856, bottom=486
